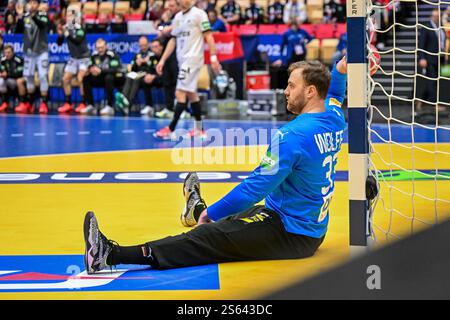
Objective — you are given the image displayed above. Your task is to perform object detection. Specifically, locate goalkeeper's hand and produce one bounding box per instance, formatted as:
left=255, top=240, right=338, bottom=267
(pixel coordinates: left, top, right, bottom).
left=336, top=56, right=347, bottom=74
left=419, top=59, right=427, bottom=69
left=197, top=209, right=213, bottom=226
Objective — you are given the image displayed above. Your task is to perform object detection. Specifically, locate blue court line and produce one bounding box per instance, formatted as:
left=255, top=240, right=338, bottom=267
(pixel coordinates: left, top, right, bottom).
left=0, top=170, right=448, bottom=184
left=0, top=115, right=449, bottom=158
left=0, top=255, right=220, bottom=292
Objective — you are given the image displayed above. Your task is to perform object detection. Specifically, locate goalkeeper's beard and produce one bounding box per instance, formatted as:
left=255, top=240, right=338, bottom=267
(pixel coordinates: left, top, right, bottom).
left=287, top=94, right=306, bottom=115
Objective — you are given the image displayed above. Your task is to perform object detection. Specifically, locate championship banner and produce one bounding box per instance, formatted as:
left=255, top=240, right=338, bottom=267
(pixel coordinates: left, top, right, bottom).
left=239, top=35, right=260, bottom=63
left=3, top=34, right=156, bottom=64
left=204, top=32, right=244, bottom=64
left=210, top=33, right=284, bottom=64
left=3, top=33, right=282, bottom=65
left=254, top=34, right=284, bottom=63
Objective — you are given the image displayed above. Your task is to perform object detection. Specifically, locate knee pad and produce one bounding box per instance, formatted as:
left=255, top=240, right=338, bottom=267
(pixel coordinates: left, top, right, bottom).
left=39, top=75, right=49, bottom=92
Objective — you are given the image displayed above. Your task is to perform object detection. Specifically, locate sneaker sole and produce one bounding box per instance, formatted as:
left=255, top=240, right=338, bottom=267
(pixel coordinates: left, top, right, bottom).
left=183, top=172, right=200, bottom=198
left=153, top=132, right=172, bottom=140
left=81, top=109, right=96, bottom=115
left=181, top=194, right=197, bottom=227
left=83, top=211, right=96, bottom=275
left=184, top=134, right=208, bottom=140
left=181, top=194, right=206, bottom=227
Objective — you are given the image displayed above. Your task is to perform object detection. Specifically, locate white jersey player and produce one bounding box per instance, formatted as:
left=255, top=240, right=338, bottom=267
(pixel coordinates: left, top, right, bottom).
left=154, top=0, right=221, bottom=140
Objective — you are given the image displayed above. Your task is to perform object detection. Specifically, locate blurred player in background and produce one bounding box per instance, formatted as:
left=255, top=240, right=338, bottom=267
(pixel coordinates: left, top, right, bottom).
left=271, top=20, right=313, bottom=90
left=243, top=0, right=264, bottom=25
left=155, top=0, right=180, bottom=119
left=81, top=38, right=125, bottom=116
left=82, top=57, right=348, bottom=272
left=56, top=9, right=90, bottom=114
left=417, top=9, right=446, bottom=115
left=220, top=0, right=241, bottom=25
left=0, top=45, right=27, bottom=112
left=331, top=32, right=347, bottom=67
left=154, top=0, right=221, bottom=140
left=267, top=0, right=285, bottom=24
left=207, top=9, right=227, bottom=33
left=17, top=0, right=49, bottom=114
left=275, top=20, right=314, bottom=66
left=115, top=36, right=162, bottom=116
left=0, top=34, right=4, bottom=54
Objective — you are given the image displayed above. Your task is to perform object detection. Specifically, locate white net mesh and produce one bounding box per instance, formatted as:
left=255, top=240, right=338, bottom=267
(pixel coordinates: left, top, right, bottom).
left=367, top=0, right=450, bottom=243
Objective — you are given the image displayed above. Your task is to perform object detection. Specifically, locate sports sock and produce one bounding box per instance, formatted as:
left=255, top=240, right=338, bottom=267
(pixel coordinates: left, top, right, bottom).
left=168, top=101, right=187, bottom=131
left=107, top=244, right=155, bottom=266
left=190, top=101, right=202, bottom=122
left=190, top=101, right=203, bottom=131
left=65, top=94, right=71, bottom=104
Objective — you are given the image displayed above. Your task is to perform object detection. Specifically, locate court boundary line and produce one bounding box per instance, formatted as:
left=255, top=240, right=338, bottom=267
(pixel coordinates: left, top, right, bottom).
left=0, top=142, right=447, bottom=160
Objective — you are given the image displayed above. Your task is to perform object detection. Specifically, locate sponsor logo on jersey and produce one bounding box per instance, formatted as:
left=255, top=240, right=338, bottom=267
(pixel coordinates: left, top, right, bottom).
left=329, top=97, right=342, bottom=107
left=201, top=21, right=211, bottom=31
left=276, top=130, right=289, bottom=140
left=260, top=152, right=277, bottom=169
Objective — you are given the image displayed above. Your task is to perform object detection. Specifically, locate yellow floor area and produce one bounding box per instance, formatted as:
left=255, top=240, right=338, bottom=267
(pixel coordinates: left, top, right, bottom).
left=0, top=144, right=448, bottom=299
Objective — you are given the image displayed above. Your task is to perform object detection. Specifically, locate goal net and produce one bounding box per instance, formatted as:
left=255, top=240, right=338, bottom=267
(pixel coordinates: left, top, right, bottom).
left=348, top=0, right=450, bottom=248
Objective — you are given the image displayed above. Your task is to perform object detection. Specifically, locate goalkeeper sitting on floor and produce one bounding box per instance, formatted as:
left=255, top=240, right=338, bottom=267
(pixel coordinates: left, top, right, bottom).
left=83, top=57, right=348, bottom=272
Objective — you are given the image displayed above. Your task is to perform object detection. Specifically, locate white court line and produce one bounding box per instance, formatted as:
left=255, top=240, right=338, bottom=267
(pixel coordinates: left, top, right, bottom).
left=122, top=129, right=134, bottom=134
left=33, top=133, right=46, bottom=137
left=56, top=132, right=68, bottom=136
left=78, top=131, right=90, bottom=135
left=11, top=133, right=23, bottom=138
left=100, top=130, right=112, bottom=134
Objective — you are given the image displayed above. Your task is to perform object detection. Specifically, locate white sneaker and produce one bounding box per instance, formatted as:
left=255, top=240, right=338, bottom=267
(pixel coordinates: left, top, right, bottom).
left=155, top=108, right=174, bottom=119
left=100, top=105, right=114, bottom=116
left=153, top=126, right=177, bottom=140
left=80, top=105, right=96, bottom=115
left=140, top=105, right=154, bottom=116
left=184, top=128, right=207, bottom=139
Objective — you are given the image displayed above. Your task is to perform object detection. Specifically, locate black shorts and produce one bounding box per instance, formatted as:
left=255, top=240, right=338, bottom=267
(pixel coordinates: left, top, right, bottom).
left=147, top=205, right=325, bottom=270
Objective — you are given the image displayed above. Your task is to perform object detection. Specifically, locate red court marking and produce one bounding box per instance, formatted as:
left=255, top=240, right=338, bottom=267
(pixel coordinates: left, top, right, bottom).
left=0, top=272, right=156, bottom=281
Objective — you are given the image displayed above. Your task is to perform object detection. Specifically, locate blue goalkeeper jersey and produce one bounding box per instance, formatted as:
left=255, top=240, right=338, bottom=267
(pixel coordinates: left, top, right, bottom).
left=207, top=66, right=347, bottom=238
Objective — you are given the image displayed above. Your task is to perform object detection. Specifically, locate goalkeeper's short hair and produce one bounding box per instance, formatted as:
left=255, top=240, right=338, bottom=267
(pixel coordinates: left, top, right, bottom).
left=288, top=60, right=331, bottom=99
